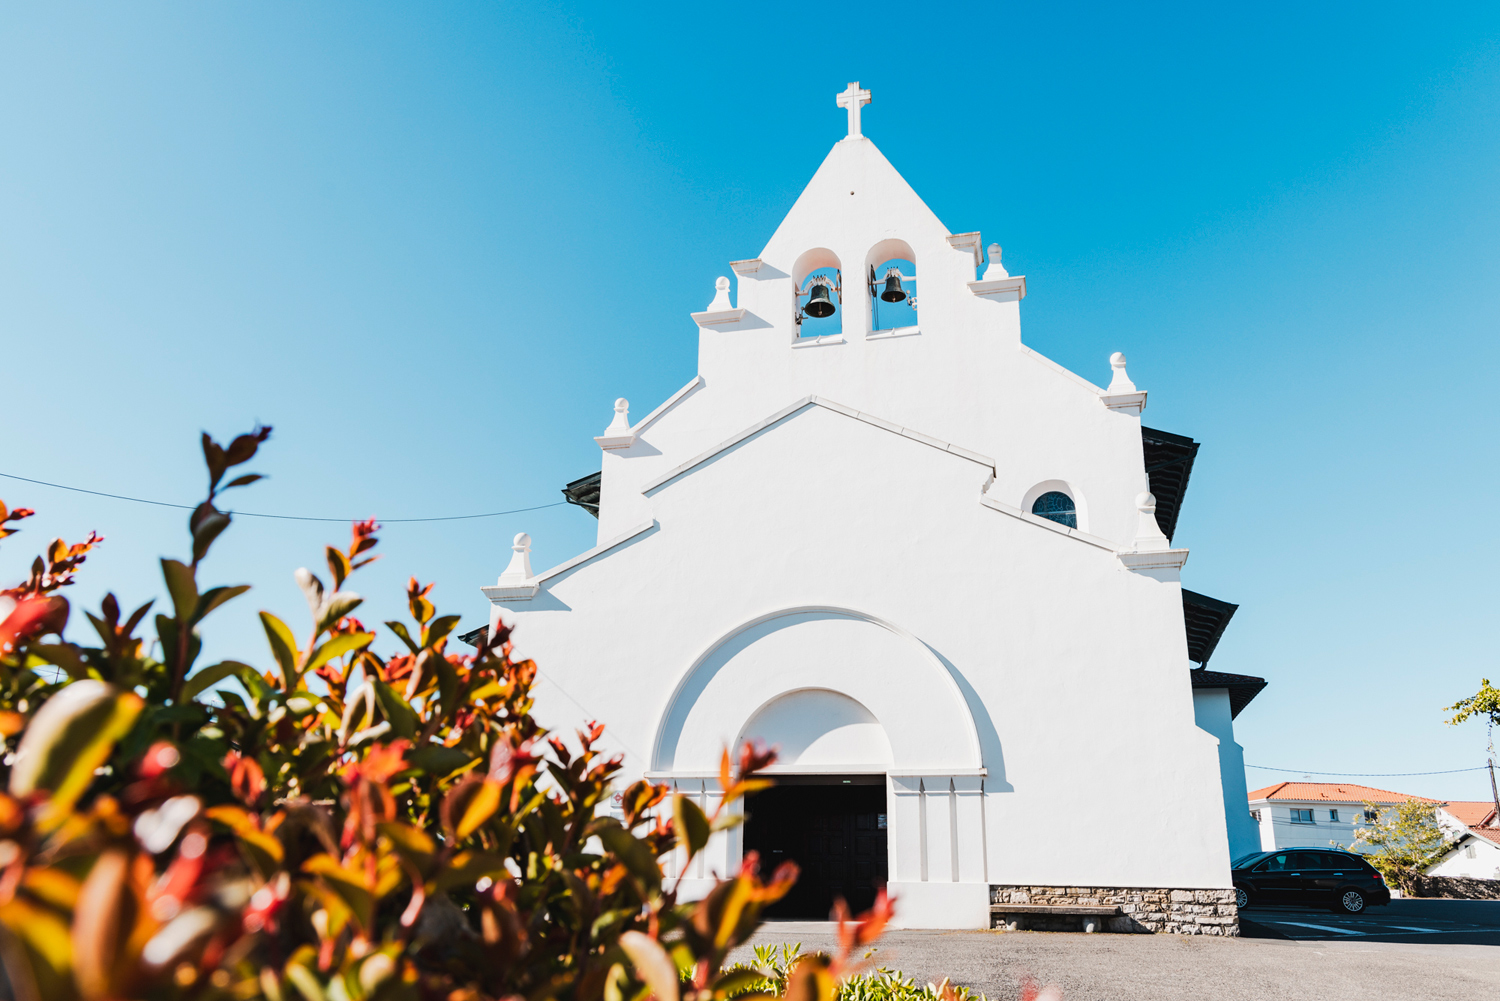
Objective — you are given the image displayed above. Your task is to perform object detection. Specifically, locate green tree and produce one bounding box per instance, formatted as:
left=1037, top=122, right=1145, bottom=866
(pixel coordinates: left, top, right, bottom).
left=1347, top=799, right=1452, bottom=895
left=1445, top=679, right=1500, bottom=727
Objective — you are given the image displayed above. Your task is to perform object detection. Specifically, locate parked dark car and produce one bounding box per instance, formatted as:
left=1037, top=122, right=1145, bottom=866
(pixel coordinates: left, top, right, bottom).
left=1231, top=849, right=1391, bottom=913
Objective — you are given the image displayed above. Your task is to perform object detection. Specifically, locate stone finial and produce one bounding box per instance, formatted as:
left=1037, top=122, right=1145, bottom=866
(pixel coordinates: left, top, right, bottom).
left=1108, top=352, right=1137, bottom=393
left=707, top=276, right=732, bottom=311
left=499, top=532, right=534, bottom=582
left=982, top=243, right=1009, bottom=280
left=604, top=398, right=630, bottom=435
left=595, top=397, right=637, bottom=450
left=1132, top=493, right=1170, bottom=552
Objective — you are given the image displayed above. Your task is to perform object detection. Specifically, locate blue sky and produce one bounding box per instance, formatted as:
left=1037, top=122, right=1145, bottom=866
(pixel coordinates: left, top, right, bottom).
left=2, top=4, right=1498, bottom=802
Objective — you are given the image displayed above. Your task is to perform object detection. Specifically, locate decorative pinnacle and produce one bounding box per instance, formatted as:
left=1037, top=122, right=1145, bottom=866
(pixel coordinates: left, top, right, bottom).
left=1107, top=352, right=1137, bottom=394
left=982, top=243, right=1009, bottom=280
left=500, top=532, right=534, bottom=581
left=1133, top=492, right=1170, bottom=552
left=707, top=276, right=732, bottom=311
left=605, top=398, right=630, bottom=434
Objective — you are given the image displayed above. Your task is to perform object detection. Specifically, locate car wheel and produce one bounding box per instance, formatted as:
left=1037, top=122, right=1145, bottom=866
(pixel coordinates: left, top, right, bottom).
left=1234, top=886, right=1250, bottom=909
left=1336, top=889, right=1366, bottom=914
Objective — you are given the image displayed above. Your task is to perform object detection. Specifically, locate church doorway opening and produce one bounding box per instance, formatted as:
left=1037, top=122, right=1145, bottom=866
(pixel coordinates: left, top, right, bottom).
left=742, top=775, right=887, bottom=919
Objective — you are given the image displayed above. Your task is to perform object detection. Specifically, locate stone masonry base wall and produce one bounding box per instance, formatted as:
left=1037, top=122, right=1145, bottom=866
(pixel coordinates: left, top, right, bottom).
left=989, top=885, right=1239, bottom=935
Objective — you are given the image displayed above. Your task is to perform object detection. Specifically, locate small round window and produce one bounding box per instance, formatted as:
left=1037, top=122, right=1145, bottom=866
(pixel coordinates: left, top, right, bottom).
left=1031, top=491, right=1077, bottom=529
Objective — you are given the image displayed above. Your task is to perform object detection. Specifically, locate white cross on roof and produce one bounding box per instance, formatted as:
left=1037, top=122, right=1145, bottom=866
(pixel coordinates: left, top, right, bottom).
left=836, top=81, right=872, bottom=139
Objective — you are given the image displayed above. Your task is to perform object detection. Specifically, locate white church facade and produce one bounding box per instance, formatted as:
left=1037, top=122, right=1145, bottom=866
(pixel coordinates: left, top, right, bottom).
left=478, top=84, right=1266, bottom=933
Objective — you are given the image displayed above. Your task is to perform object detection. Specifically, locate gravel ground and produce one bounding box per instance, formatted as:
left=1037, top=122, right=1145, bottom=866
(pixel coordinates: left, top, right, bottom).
left=729, top=920, right=1500, bottom=1001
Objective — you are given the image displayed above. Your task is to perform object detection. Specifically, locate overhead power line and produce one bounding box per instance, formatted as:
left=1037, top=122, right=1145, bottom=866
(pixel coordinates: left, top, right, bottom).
left=1247, top=764, right=1489, bottom=777
left=0, top=471, right=566, bottom=524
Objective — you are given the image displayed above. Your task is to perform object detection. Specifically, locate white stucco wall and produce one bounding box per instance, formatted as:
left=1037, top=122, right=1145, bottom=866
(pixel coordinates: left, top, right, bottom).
left=484, top=132, right=1239, bottom=929
left=1192, top=689, right=1257, bottom=861
left=1428, top=836, right=1500, bottom=879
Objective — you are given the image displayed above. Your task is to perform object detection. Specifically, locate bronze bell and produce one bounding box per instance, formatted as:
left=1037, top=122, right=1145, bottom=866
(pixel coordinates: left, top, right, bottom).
left=805, top=281, right=836, bottom=318
left=880, top=269, right=907, bottom=303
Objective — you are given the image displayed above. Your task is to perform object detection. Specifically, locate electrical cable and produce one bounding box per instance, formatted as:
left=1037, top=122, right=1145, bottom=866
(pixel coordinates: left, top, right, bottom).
left=0, top=471, right=566, bottom=523
left=1247, top=764, right=1488, bottom=777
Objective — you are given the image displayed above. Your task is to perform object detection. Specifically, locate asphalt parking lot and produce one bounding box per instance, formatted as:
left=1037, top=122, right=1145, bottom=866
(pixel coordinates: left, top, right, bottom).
left=736, top=901, right=1500, bottom=1001
left=1242, top=898, right=1500, bottom=944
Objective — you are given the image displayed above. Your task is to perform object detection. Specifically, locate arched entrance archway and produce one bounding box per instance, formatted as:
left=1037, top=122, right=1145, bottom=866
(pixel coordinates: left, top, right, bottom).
left=649, top=608, right=987, bottom=918
left=651, top=606, right=981, bottom=775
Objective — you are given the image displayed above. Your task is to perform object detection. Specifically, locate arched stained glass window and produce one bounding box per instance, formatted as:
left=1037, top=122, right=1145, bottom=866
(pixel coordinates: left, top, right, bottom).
left=1031, top=491, right=1077, bottom=529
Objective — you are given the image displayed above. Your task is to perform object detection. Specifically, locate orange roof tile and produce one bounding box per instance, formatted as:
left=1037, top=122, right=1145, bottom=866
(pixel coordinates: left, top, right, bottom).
left=1469, top=826, right=1500, bottom=846
left=1444, top=801, right=1499, bottom=827
left=1246, top=781, right=1440, bottom=805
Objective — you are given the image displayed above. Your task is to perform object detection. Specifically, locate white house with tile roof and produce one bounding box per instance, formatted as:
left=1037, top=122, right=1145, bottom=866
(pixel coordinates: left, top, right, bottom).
left=478, top=83, right=1264, bottom=932
left=1428, top=825, right=1500, bottom=880
left=1248, top=782, right=1500, bottom=866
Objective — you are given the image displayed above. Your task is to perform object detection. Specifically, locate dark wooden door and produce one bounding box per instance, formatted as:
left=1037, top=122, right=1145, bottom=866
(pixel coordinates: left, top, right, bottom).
left=743, top=784, right=887, bottom=918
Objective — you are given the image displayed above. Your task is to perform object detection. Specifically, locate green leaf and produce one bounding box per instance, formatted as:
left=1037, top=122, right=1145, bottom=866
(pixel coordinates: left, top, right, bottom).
left=192, top=584, right=250, bottom=625
left=283, top=962, right=327, bottom=1001
left=8, top=681, right=144, bottom=830
left=377, top=821, right=435, bottom=858
left=593, top=909, right=634, bottom=942
left=316, top=592, right=363, bottom=635
left=0, top=898, right=73, bottom=980
left=710, top=813, right=746, bottom=833
left=160, top=558, right=199, bottom=623
left=190, top=508, right=231, bottom=563
left=259, top=611, right=299, bottom=685
left=202, top=433, right=227, bottom=490
left=456, top=779, right=502, bottom=841
left=313, top=591, right=363, bottom=639
left=407, top=744, right=475, bottom=779
left=207, top=804, right=284, bottom=874
left=384, top=620, right=419, bottom=654
left=672, top=794, right=711, bottom=856
left=619, top=931, right=680, bottom=1001
left=435, top=653, right=459, bottom=716
left=429, top=851, right=511, bottom=895
left=304, top=632, right=375, bottom=675
left=421, top=614, right=461, bottom=650
left=29, top=643, right=91, bottom=681
left=122, top=599, right=154, bottom=639
left=371, top=678, right=418, bottom=740
left=325, top=546, right=352, bottom=590
left=240, top=666, right=272, bottom=704
left=713, top=969, right=773, bottom=996
left=181, top=659, right=254, bottom=703
left=304, top=855, right=375, bottom=925
left=155, top=614, right=203, bottom=680
left=592, top=819, right=662, bottom=896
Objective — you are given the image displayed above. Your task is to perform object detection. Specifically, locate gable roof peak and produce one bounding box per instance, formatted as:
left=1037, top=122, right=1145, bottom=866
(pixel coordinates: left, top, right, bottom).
left=759, top=134, right=952, bottom=271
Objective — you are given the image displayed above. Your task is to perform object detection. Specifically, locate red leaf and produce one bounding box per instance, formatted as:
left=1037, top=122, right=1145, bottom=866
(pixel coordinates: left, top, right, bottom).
left=0, top=595, right=68, bottom=650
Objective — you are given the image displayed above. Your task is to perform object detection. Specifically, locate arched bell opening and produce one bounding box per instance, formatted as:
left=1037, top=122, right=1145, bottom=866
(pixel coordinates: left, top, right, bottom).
left=792, top=248, right=843, bottom=339
left=865, top=239, right=918, bottom=333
